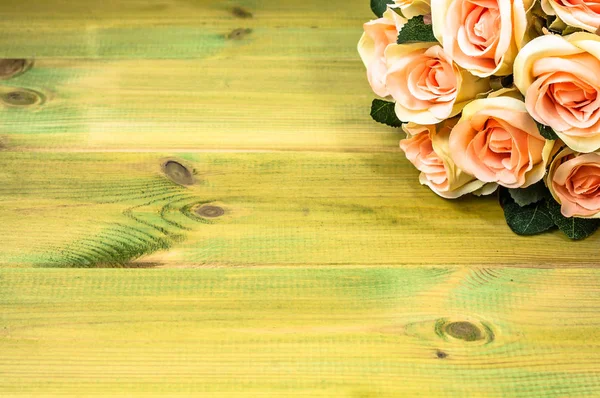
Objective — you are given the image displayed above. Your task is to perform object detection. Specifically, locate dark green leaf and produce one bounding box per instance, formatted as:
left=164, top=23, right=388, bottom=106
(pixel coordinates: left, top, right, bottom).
left=397, top=15, right=437, bottom=44
left=537, top=122, right=559, bottom=140
left=546, top=199, right=600, bottom=240
left=508, top=181, right=551, bottom=207
left=371, top=0, right=394, bottom=17
left=502, top=193, right=556, bottom=236
left=370, top=99, right=403, bottom=128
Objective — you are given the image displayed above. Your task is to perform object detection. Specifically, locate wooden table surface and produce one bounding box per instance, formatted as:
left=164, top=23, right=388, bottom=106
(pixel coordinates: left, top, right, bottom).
left=2, top=1, right=600, bottom=396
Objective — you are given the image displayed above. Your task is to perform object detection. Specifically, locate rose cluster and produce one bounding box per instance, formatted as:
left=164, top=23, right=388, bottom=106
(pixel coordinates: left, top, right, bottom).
left=359, top=0, right=600, bottom=238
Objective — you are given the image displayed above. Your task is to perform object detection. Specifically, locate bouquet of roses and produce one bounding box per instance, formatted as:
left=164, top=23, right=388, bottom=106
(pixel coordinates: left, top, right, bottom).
left=359, top=0, right=600, bottom=240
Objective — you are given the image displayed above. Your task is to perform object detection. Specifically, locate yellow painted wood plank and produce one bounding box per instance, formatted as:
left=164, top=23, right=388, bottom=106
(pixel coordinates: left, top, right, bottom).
left=0, top=0, right=383, bottom=152
left=0, top=0, right=367, bottom=26
left=0, top=58, right=389, bottom=152
left=2, top=268, right=600, bottom=397
left=0, top=0, right=369, bottom=59
left=1, top=1, right=595, bottom=397
left=1, top=152, right=598, bottom=268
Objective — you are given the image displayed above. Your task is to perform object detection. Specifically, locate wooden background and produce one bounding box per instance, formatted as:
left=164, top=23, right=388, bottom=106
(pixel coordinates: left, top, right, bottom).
left=1, top=0, right=600, bottom=396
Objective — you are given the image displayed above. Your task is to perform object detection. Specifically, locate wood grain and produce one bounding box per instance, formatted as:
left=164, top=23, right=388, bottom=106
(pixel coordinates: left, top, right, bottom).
left=2, top=268, right=600, bottom=397
left=0, top=0, right=383, bottom=152
left=0, top=58, right=393, bottom=152
left=1, top=0, right=599, bottom=396
left=2, top=151, right=599, bottom=268
left=0, top=0, right=367, bottom=58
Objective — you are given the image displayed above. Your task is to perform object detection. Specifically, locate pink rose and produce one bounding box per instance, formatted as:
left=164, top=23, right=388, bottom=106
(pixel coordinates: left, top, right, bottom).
left=547, top=145, right=600, bottom=218
left=514, top=33, right=600, bottom=153
left=431, top=0, right=529, bottom=77
left=385, top=43, right=490, bottom=124
left=449, top=97, right=554, bottom=188
left=357, top=9, right=406, bottom=97
left=400, top=120, right=497, bottom=198
left=542, top=0, right=600, bottom=33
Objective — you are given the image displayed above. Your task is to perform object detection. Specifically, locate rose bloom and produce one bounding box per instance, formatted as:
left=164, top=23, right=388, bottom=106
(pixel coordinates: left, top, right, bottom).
left=357, top=8, right=406, bottom=97
left=385, top=43, right=490, bottom=124
left=514, top=33, right=600, bottom=153
left=390, top=0, right=431, bottom=19
left=449, top=97, right=554, bottom=188
left=431, top=0, right=529, bottom=77
left=547, top=145, right=600, bottom=218
left=400, top=120, right=497, bottom=198
left=542, top=0, right=600, bottom=33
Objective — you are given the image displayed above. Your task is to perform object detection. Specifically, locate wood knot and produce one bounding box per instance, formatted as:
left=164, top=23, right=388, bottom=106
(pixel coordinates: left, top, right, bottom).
left=1, top=88, right=44, bottom=107
left=196, top=205, right=225, bottom=218
left=232, top=6, right=253, bottom=18
left=0, top=59, right=33, bottom=80
left=445, top=322, right=482, bottom=342
left=435, top=318, right=495, bottom=344
left=435, top=350, right=448, bottom=359
left=228, top=28, right=252, bottom=40
left=162, top=160, right=194, bottom=186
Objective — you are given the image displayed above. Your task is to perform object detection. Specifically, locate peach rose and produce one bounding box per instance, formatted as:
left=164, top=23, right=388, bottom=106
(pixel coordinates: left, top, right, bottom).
left=385, top=43, right=490, bottom=125
left=449, top=97, right=554, bottom=188
left=358, top=9, right=406, bottom=97
left=547, top=145, right=600, bottom=218
left=542, top=0, right=600, bottom=33
left=400, top=120, right=497, bottom=198
left=514, top=33, right=600, bottom=153
left=390, top=0, right=431, bottom=19
left=431, top=0, right=529, bottom=77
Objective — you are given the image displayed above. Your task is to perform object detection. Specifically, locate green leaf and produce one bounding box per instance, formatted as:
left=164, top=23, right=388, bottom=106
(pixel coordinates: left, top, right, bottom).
left=537, top=122, right=559, bottom=140
left=501, top=189, right=555, bottom=236
left=371, top=0, right=394, bottom=17
left=397, top=15, right=437, bottom=44
left=370, top=99, right=403, bottom=128
left=508, top=181, right=550, bottom=207
left=546, top=199, right=600, bottom=240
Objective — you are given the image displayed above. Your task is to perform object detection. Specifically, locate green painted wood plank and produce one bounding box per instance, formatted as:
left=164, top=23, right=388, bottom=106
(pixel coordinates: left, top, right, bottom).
left=2, top=268, right=600, bottom=397
left=1, top=152, right=598, bottom=268
left=0, top=58, right=392, bottom=152
left=0, top=0, right=369, bottom=59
